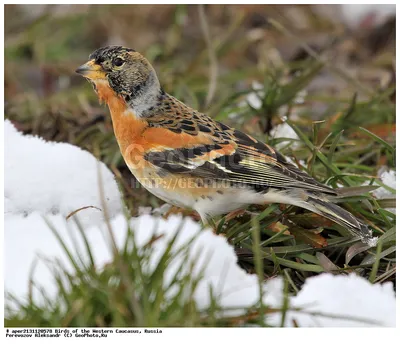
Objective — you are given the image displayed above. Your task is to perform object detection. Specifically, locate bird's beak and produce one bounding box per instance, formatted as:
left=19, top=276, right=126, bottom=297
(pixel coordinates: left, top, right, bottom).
left=75, top=59, right=106, bottom=80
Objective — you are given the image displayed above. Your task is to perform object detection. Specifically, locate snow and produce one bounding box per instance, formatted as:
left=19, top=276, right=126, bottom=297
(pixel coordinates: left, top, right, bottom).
left=5, top=212, right=395, bottom=326
left=373, top=168, right=396, bottom=200
left=5, top=212, right=115, bottom=304
left=228, top=81, right=264, bottom=122
left=4, top=120, right=123, bottom=227
left=3, top=119, right=395, bottom=326
left=363, top=167, right=396, bottom=213
left=242, top=81, right=264, bottom=110
left=269, top=122, right=301, bottom=150
left=4, top=211, right=284, bottom=317
left=269, top=273, right=396, bottom=327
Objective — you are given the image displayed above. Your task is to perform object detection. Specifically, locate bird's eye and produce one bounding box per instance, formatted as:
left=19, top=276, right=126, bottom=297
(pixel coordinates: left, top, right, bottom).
left=113, top=57, right=124, bottom=67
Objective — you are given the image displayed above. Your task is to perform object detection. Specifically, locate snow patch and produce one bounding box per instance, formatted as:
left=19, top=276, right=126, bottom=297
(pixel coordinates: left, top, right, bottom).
left=269, top=273, right=395, bottom=327
left=363, top=167, right=396, bottom=213
left=269, top=122, right=301, bottom=149
left=4, top=120, right=123, bottom=226
left=4, top=212, right=285, bottom=316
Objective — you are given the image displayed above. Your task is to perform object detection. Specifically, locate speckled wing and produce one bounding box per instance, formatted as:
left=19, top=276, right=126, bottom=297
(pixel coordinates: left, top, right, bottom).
left=145, top=102, right=336, bottom=196
left=220, top=129, right=337, bottom=195
left=146, top=95, right=232, bottom=140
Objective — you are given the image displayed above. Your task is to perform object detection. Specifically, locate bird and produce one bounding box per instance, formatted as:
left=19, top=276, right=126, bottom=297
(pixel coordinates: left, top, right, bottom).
left=76, top=45, right=373, bottom=243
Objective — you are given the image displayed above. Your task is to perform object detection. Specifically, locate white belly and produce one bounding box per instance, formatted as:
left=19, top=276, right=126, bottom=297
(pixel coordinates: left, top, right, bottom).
left=128, top=166, right=197, bottom=209
left=128, top=164, right=301, bottom=222
left=193, top=187, right=263, bottom=220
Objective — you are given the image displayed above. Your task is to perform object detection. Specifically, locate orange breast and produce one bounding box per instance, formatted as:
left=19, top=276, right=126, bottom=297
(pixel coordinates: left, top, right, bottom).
left=95, top=81, right=231, bottom=172
left=95, top=82, right=147, bottom=162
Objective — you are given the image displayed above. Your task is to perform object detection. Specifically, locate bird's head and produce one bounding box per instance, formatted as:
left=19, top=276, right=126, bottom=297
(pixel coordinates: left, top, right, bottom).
left=76, top=46, right=161, bottom=110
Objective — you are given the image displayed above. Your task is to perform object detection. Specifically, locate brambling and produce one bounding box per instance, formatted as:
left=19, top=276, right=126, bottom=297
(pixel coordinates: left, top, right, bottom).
left=76, top=46, right=373, bottom=242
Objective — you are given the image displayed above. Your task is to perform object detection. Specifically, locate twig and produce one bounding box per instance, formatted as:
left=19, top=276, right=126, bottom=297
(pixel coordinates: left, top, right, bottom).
left=198, top=4, right=218, bottom=108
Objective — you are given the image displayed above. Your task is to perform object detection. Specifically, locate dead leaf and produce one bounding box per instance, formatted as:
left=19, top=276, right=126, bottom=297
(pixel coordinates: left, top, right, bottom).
left=225, top=208, right=247, bottom=221
left=288, top=213, right=335, bottom=229
left=268, top=221, right=290, bottom=235
left=289, top=226, right=328, bottom=248
left=335, top=185, right=379, bottom=197
left=350, top=124, right=396, bottom=140
left=316, top=252, right=338, bottom=272
left=345, top=242, right=371, bottom=265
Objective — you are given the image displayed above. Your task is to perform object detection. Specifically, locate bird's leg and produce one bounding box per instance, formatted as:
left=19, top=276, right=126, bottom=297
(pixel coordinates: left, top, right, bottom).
left=162, top=205, right=180, bottom=218
left=162, top=205, right=199, bottom=219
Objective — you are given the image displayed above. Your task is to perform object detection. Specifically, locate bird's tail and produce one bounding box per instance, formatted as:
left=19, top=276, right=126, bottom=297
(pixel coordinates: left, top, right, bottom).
left=262, top=188, right=376, bottom=245
left=274, top=189, right=375, bottom=244
left=299, top=193, right=374, bottom=243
